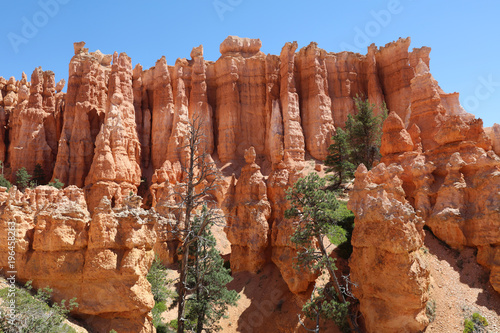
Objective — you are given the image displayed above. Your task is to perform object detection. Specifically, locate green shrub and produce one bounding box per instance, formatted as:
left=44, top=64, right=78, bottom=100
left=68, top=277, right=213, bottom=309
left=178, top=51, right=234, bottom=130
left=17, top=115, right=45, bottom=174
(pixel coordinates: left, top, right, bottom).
left=48, top=178, right=65, bottom=189
left=328, top=201, right=355, bottom=259
left=0, top=174, right=12, bottom=190
left=463, top=312, right=488, bottom=333
left=169, top=319, right=178, bottom=330
left=0, top=281, right=78, bottom=333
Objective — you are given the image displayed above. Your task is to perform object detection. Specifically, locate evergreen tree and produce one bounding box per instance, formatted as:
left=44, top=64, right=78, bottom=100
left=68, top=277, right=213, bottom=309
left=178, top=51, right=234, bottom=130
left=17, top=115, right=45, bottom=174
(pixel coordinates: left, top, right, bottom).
left=346, top=97, right=386, bottom=168
left=184, top=206, right=239, bottom=333
left=0, top=174, right=11, bottom=190
left=324, top=128, right=355, bottom=188
left=285, top=173, right=354, bottom=332
left=325, top=96, right=386, bottom=188
left=16, top=167, right=32, bottom=191
left=173, top=117, right=237, bottom=333
left=147, top=256, right=176, bottom=331
left=33, top=163, right=46, bottom=186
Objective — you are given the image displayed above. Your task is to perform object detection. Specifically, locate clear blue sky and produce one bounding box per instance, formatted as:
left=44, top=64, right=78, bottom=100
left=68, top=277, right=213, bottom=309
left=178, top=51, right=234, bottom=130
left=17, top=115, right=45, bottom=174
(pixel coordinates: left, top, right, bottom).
left=0, top=0, right=498, bottom=126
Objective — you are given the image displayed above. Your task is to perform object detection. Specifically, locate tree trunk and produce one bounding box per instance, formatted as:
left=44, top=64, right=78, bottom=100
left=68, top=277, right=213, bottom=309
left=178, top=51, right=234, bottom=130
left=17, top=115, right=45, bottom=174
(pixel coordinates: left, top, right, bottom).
left=316, top=237, right=359, bottom=333
left=177, top=243, right=190, bottom=333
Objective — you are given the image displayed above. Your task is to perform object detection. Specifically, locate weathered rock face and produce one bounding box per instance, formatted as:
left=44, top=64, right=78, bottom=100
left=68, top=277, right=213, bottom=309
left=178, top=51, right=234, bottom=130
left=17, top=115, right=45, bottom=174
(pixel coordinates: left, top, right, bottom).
left=348, top=163, right=430, bottom=333
left=8, top=68, right=63, bottom=182
left=0, top=186, right=158, bottom=333
left=85, top=52, right=141, bottom=213
left=52, top=42, right=111, bottom=187
left=485, top=123, right=500, bottom=155
left=268, top=155, right=317, bottom=293
left=296, top=43, right=335, bottom=160
left=224, top=147, right=271, bottom=273
left=2, top=36, right=499, bottom=332
left=4, top=36, right=450, bottom=185
left=375, top=38, right=430, bottom=125
left=378, top=74, right=500, bottom=296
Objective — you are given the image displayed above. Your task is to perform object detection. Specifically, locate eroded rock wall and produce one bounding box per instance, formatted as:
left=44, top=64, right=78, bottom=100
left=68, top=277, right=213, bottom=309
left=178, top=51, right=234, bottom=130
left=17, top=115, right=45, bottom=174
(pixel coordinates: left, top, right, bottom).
left=2, top=36, right=499, bottom=333
left=52, top=42, right=111, bottom=187
left=378, top=70, right=500, bottom=295
left=84, top=52, right=141, bottom=213
left=0, top=186, right=159, bottom=333
left=348, top=164, right=430, bottom=333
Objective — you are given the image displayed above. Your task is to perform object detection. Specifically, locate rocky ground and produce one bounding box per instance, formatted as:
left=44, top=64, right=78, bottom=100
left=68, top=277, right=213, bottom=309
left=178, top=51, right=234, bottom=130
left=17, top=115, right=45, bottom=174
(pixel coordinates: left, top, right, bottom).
left=424, top=231, right=500, bottom=333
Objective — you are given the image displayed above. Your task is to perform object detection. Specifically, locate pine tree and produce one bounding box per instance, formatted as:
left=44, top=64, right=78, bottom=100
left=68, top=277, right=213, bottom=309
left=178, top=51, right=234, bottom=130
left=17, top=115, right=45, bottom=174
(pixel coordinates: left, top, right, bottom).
left=285, top=173, right=354, bottom=332
left=324, top=128, right=355, bottom=188
left=16, top=167, right=32, bottom=191
left=346, top=97, right=386, bottom=169
left=325, top=96, right=386, bottom=188
left=184, top=206, right=239, bottom=333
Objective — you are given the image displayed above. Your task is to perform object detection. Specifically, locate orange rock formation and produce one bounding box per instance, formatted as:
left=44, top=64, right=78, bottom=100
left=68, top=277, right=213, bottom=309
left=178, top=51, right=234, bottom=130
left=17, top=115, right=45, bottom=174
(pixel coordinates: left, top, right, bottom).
left=1, top=36, right=498, bottom=333
left=376, top=61, right=500, bottom=303
left=0, top=186, right=159, bottom=333
left=224, top=147, right=271, bottom=273
left=348, top=163, right=430, bottom=333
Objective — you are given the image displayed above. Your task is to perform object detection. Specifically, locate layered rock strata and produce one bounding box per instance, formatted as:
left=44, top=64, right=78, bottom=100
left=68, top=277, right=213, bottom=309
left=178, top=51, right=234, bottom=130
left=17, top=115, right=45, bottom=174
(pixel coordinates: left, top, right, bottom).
left=224, top=147, right=271, bottom=273
left=348, top=163, right=430, bottom=333
left=0, top=186, right=159, bottom=333
left=378, top=63, right=500, bottom=294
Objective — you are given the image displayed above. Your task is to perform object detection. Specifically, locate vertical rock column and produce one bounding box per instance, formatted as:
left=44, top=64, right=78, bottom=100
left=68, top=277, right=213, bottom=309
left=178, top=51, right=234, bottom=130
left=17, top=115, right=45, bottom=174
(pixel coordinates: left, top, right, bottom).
left=215, top=39, right=241, bottom=163
left=296, top=42, right=335, bottom=160
left=189, top=45, right=214, bottom=155
left=348, top=163, right=430, bottom=333
left=53, top=42, right=112, bottom=187
left=8, top=68, right=54, bottom=179
left=151, top=56, right=175, bottom=170
left=85, top=52, right=142, bottom=213
left=279, top=42, right=305, bottom=161
left=225, top=147, right=271, bottom=273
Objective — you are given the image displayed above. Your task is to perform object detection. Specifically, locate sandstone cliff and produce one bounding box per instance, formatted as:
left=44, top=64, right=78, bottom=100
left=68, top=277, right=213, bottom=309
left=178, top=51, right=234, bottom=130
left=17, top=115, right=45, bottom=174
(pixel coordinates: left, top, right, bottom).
left=376, top=62, right=500, bottom=297
left=348, top=163, right=430, bottom=333
left=1, top=36, right=498, bottom=333
left=0, top=186, right=160, bottom=333
left=0, top=37, right=458, bottom=185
